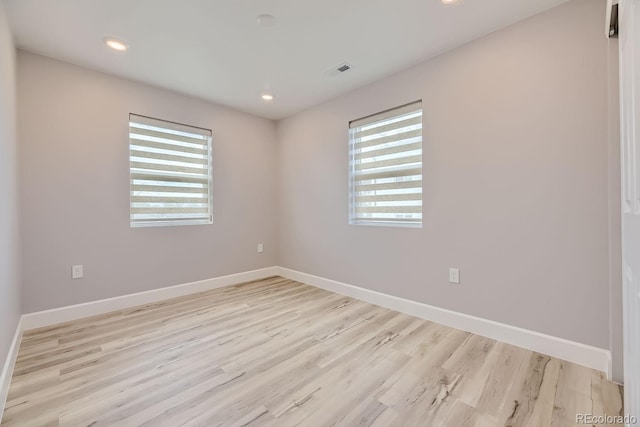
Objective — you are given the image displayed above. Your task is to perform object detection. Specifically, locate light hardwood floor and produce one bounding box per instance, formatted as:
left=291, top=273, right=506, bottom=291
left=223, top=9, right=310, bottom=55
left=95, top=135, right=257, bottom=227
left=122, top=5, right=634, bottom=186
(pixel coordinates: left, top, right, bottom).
left=1, top=277, right=623, bottom=427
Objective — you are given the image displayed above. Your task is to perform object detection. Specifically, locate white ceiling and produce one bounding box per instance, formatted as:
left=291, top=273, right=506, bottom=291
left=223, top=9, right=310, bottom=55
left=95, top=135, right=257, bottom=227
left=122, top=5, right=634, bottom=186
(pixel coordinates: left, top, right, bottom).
left=5, top=0, right=568, bottom=120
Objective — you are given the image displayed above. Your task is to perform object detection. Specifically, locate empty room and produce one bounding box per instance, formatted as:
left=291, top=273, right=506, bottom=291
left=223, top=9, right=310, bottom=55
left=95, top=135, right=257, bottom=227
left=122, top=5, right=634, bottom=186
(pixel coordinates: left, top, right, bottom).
left=0, top=0, right=639, bottom=425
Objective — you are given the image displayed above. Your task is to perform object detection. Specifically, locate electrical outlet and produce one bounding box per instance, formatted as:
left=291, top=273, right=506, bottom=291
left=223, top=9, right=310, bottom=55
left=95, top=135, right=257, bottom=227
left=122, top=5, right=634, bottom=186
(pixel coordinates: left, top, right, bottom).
left=257, top=243, right=264, bottom=253
left=449, top=268, right=460, bottom=284
left=72, top=265, right=83, bottom=279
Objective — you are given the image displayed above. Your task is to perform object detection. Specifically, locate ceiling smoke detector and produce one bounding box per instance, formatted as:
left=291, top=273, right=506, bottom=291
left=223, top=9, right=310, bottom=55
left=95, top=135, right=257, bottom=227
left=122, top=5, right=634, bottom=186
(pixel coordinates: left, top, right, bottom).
left=257, top=14, right=277, bottom=27
left=327, top=62, right=353, bottom=77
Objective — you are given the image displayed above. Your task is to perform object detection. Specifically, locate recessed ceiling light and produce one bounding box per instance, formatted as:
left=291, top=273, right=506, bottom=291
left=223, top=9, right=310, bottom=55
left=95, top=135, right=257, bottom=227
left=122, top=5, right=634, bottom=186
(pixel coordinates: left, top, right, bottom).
left=442, top=0, right=458, bottom=3
left=257, top=14, right=277, bottom=27
left=261, top=93, right=275, bottom=101
left=103, top=37, right=128, bottom=52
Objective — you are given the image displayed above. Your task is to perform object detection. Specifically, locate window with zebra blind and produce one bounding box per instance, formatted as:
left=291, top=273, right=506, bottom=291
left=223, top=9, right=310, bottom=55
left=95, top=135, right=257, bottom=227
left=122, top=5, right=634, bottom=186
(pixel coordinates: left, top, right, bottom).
left=129, top=114, right=212, bottom=227
left=349, top=101, right=423, bottom=227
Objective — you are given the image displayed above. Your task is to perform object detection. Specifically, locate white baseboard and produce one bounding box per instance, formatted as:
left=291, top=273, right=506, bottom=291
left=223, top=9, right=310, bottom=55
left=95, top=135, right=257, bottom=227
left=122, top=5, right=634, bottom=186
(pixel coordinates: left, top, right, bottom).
left=21, top=267, right=279, bottom=331
left=15, top=265, right=612, bottom=378
left=276, top=266, right=612, bottom=376
left=0, top=317, right=23, bottom=419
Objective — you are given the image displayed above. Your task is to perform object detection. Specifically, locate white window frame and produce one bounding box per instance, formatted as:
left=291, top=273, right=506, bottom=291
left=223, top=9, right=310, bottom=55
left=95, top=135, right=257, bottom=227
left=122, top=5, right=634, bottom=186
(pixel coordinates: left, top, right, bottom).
left=349, top=101, right=423, bottom=228
left=129, top=114, right=213, bottom=228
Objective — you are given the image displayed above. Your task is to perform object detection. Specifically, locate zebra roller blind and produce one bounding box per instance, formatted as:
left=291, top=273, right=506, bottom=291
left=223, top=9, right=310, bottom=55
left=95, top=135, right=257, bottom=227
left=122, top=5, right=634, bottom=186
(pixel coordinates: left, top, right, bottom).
left=129, top=114, right=212, bottom=227
left=349, top=101, right=423, bottom=226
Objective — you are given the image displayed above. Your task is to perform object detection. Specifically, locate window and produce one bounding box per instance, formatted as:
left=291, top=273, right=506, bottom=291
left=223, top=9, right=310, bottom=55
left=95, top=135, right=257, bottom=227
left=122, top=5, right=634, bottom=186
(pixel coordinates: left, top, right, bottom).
left=349, top=101, right=423, bottom=227
left=129, top=114, right=212, bottom=227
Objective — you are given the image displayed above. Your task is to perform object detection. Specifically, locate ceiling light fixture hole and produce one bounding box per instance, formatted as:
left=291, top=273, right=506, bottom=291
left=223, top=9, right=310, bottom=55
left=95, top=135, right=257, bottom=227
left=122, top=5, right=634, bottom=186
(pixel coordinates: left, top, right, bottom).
left=103, top=37, right=129, bottom=52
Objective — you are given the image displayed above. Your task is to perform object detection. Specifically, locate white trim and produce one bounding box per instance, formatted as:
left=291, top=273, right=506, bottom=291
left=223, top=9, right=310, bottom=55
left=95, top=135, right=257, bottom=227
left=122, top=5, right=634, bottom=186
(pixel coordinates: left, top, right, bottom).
left=21, top=267, right=278, bottom=330
left=14, top=265, right=612, bottom=379
left=276, top=267, right=612, bottom=376
left=0, top=318, right=23, bottom=418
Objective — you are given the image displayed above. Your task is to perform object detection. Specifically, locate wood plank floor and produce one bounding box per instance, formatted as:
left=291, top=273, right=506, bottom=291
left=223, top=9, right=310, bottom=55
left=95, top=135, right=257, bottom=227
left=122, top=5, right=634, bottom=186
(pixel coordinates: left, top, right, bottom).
left=1, top=277, right=624, bottom=427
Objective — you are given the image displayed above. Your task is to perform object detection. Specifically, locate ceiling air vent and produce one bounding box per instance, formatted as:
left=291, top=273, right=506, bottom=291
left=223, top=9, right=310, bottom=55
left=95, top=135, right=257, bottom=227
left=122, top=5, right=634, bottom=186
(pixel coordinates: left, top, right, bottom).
left=327, top=62, right=353, bottom=77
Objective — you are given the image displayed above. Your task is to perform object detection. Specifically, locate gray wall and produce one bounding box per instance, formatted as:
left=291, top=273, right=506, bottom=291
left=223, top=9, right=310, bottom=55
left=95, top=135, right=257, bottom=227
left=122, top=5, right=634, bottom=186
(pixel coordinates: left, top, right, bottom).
left=0, top=2, right=21, bottom=364
left=18, top=52, right=279, bottom=313
left=14, top=0, right=622, bottom=378
left=607, top=36, right=623, bottom=383
left=277, top=0, right=615, bottom=352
